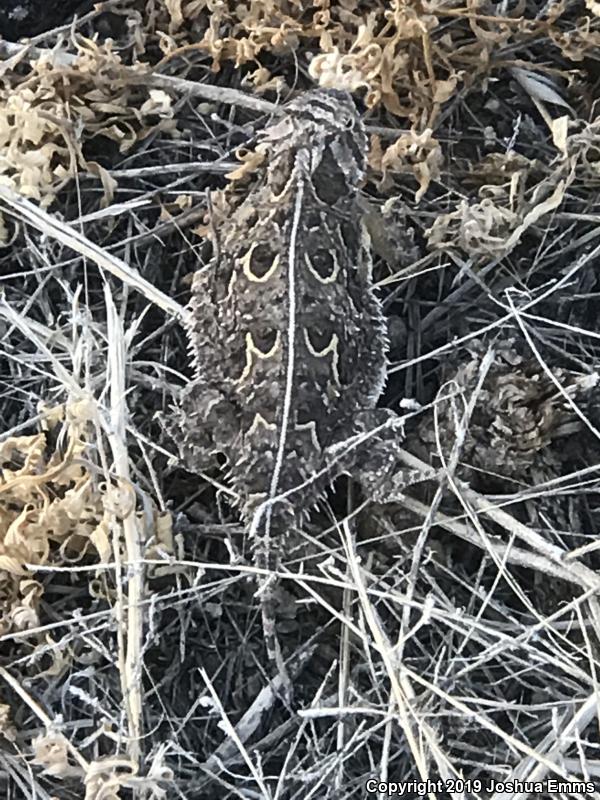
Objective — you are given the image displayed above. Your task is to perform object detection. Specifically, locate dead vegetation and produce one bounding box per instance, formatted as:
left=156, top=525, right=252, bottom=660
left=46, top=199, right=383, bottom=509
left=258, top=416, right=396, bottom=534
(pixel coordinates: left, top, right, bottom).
left=1, top=1, right=600, bottom=798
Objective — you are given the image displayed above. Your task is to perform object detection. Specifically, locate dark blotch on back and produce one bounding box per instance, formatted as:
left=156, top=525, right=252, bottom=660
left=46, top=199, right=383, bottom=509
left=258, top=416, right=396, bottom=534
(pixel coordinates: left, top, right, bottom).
left=249, top=244, right=276, bottom=279
left=252, top=327, right=279, bottom=354
left=308, top=249, right=336, bottom=281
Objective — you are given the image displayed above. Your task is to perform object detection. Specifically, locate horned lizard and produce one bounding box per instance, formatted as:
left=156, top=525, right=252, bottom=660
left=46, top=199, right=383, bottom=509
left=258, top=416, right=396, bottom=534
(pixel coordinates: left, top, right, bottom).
left=173, top=88, right=401, bottom=682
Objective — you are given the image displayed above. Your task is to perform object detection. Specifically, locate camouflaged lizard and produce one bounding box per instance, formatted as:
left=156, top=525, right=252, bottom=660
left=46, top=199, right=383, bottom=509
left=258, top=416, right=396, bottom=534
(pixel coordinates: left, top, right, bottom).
left=172, top=88, right=402, bottom=684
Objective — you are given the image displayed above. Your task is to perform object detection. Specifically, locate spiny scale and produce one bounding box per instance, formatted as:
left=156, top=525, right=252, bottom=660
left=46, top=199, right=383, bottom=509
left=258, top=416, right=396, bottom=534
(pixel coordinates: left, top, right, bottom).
left=176, top=88, right=390, bottom=681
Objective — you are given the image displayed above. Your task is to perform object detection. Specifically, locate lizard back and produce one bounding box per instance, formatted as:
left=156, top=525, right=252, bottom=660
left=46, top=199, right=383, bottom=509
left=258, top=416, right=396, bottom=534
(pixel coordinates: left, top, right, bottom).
left=182, top=88, right=389, bottom=526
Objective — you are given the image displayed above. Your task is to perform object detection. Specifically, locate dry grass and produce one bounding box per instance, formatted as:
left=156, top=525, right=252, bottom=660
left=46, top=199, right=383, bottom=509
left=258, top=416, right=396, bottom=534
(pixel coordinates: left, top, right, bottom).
left=1, top=1, right=600, bottom=798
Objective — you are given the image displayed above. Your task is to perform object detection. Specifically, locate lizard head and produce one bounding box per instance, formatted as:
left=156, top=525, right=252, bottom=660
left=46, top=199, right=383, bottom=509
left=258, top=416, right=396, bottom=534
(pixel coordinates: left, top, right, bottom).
left=262, top=88, right=368, bottom=204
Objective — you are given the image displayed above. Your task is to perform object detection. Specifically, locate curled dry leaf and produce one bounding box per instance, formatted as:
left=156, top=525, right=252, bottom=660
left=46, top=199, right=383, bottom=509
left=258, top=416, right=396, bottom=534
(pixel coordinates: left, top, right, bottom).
left=0, top=38, right=178, bottom=205
left=146, top=512, right=181, bottom=578
left=556, top=117, right=600, bottom=182
left=242, top=66, right=285, bottom=92
left=0, top=704, right=16, bottom=742
left=86, top=162, right=118, bottom=207
left=425, top=134, right=584, bottom=261
left=84, top=757, right=171, bottom=800
left=36, top=634, right=74, bottom=678
left=309, top=7, right=440, bottom=115
left=309, top=46, right=372, bottom=93
left=33, top=732, right=81, bottom=778
left=371, top=129, right=442, bottom=201
left=165, top=0, right=185, bottom=31
left=146, top=0, right=470, bottom=121
left=140, top=89, right=174, bottom=118
left=8, top=579, right=43, bottom=630
left=0, top=409, right=150, bottom=635
left=90, top=520, right=112, bottom=564
left=137, top=0, right=600, bottom=138
left=549, top=13, right=600, bottom=61
left=427, top=198, right=519, bottom=259
left=0, top=431, right=89, bottom=633
left=226, top=145, right=267, bottom=183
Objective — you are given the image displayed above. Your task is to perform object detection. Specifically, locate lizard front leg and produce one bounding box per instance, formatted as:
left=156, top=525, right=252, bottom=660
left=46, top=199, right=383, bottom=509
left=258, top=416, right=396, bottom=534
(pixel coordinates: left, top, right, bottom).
left=326, top=409, right=435, bottom=503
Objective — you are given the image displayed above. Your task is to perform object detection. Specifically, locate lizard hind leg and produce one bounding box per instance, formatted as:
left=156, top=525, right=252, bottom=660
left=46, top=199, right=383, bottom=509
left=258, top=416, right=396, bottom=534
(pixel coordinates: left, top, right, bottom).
left=325, top=409, right=401, bottom=486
